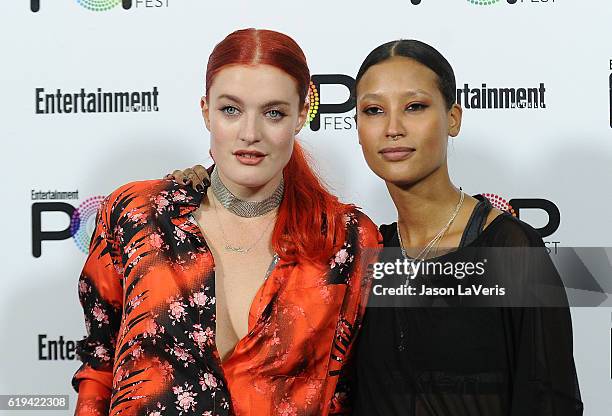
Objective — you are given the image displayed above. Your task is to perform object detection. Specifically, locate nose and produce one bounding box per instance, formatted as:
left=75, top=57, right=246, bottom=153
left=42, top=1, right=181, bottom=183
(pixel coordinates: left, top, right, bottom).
left=385, top=109, right=406, bottom=141
left=239, top=113, right=261, bottom=145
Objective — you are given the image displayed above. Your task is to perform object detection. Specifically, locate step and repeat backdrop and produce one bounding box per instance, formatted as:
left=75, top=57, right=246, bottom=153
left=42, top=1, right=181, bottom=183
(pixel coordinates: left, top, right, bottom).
left=1, top=0, right=612, bottom=414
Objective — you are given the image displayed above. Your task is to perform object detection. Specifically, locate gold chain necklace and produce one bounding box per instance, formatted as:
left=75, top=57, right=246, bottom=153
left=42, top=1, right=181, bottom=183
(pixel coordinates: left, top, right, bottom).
left=211, top=194, right=276, bottom=254
left=397, top=191, right=465, bottom=281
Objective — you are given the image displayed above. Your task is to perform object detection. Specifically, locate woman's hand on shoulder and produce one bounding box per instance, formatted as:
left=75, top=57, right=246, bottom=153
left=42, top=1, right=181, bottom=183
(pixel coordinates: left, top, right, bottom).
left=165, top=164, right=210, bottom=192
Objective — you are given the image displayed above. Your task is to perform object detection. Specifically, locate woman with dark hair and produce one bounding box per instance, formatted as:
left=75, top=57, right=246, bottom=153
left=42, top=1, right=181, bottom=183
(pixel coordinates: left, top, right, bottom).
left=350, top=39, right=582, bottom=416
left=72, top=28, right=381, bottom=416
left=177, top=39, right=583, bottom=415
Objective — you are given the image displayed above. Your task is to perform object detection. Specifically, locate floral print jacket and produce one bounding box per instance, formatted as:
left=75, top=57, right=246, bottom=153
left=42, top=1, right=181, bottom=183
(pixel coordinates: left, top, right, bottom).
left=72, top=179, right=381, bottom=416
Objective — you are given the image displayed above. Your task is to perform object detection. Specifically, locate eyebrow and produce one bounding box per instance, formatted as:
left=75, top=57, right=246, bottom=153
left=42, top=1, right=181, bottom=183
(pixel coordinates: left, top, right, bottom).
left=217, top=94, right=292, bottom=108
left=359, top=89, right=432, bottom=101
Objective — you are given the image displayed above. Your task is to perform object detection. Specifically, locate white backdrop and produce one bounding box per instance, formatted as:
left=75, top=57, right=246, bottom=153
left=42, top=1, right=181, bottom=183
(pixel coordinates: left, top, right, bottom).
left=1, top=0, right=612, bottom=414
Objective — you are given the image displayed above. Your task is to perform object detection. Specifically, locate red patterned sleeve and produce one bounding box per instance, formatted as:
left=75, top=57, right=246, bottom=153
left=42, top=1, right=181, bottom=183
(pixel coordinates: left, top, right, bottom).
left=327, top=211, right=382, bottom=415
left=71, top=195, right=124, bottom=416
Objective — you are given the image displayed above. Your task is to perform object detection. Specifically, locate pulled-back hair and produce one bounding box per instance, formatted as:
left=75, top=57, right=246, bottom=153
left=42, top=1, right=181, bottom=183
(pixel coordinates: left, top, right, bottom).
left=355, top=39, right=456, bottom=110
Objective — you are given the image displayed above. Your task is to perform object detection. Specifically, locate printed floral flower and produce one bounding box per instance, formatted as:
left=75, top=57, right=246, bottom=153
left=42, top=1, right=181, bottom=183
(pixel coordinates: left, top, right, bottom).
left=204, top=326, right=214, bottom=339
left=190, top=291, right=208, bottom=307
left=174, top=346, right=189, bottom=362
left=113, top=262, right=125, bottom=275
left=199, top=372, right=218, bottom=390
left=115, top=366, right=127, bottom=383
left=171, top=190, right=187, bottom=202
left=114, top=225, right=124, bottom=242
left=94, top=344, right=110, bottom=362
left=344, top=211, right=357, bottom=225
left=270, top=333, right=281, bottom=346
left=305, top=378, right=323, bottom=405
left=128, top=294, right=143, bottom=310
left=277, top=400, right=298, bottom=416
left=78, top=280, right=90, bottom=294
left=152, top=358, right=174, bottom=382
left=172, top=383, right=197, bottom=414
left=150, top=233, right=164, bottom=249
left=220, top=398, right=230, bottom=409
left=131, top=344, right=144, bottom=359
left=91, top=303, right=109, bottom=326
left=190, top=325, right=210, bottom=349
left=124, top=242, right=137, bottom=257
left=168, top=299, right=187, bottom=323
left=166, top=341, right=195, bottom=368
left=334, top=249, right=349, bottom=264
left=330, top=247, right=353, bottom=269
left=143, top=318, right=159, bottom=338
left=126, top=208, right=147, bottom=225
left=154, top=194, right=170, bottom=213
left=174, top=227, right=187, bottom=243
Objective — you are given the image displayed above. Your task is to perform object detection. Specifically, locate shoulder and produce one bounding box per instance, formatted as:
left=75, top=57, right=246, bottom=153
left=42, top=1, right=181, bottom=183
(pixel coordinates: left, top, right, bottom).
left=100, top=179, right=166, bottom=213
left=106, top=178, right=165, bottom=199
left=480, top=213, right=545, bottom=247
left=378, top=222, right=397, bottom=243
left=342, top=207, right=382, bottom=248
left=99, top=178, right=200, bottom=225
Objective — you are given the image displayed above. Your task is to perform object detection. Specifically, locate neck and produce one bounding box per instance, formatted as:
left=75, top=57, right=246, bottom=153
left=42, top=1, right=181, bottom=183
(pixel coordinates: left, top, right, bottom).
left=216, top=169, right=283, bottom=202
left=387, top=165, right=461, bottom=247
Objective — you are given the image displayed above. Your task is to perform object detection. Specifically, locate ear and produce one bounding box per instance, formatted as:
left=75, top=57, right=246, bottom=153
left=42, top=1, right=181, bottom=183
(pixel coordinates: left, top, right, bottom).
left=448, top=103, right=462, bottom=137
left=200, top=96, right=211, bottom=131
left=295, top=99, right=310, bottom=135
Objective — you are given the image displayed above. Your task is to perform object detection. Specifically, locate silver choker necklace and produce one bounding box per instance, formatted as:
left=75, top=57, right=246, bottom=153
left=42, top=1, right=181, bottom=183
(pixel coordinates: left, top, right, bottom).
left=210, top=167, right=284, bottom=218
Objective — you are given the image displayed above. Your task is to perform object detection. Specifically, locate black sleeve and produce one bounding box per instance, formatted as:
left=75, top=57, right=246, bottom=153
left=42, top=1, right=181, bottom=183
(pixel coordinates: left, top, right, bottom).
left=489, top=216, right=584, bottom=415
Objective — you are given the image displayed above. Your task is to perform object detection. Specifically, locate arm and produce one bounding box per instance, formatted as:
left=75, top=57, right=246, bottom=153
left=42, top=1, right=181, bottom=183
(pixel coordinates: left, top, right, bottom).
left=71, top=196, right=124, bottom=416
left=501, top=225, right=583, bottom=415
left=508, top=306, right=583, bottom=416
left=327, top=212, right=382, bottom=415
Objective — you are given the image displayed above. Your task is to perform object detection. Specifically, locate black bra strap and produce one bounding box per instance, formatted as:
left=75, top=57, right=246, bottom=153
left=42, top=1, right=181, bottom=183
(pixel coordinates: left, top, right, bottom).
left=458, top=195, right=492, bottom=247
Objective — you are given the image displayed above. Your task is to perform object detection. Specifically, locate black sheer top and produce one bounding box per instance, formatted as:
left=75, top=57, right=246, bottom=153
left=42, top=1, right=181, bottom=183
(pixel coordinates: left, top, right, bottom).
left=353, top=195, right=583, bottom=416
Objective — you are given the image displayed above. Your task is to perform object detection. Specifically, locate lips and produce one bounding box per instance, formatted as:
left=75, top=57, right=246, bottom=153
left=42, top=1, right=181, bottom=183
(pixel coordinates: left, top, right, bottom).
left=379, top=146, right=416, bottom=162
left=233, top=149, right=267, bottom=166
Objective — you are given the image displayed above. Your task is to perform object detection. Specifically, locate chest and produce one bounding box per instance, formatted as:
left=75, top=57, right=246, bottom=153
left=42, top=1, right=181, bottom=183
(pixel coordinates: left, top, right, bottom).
left=190, top=207, right=278, bottom=357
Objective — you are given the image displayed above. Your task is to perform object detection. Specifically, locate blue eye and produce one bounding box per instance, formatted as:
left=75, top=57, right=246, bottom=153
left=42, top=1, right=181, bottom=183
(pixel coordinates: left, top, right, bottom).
left=221, top=106, right=239, bottom=116
left=266, top=109, right=285, bottom=120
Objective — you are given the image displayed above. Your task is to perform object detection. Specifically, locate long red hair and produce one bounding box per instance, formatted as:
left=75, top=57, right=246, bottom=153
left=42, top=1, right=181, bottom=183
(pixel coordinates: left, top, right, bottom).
left=206, top=28, right=353, bottom=263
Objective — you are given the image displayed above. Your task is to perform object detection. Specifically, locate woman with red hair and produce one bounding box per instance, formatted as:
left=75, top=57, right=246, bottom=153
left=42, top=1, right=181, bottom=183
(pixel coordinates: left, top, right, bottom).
left=71, top=28, right=381, bottom=416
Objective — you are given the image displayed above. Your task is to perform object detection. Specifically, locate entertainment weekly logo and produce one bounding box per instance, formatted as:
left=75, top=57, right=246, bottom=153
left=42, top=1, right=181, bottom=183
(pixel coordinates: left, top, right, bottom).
left=34, top=87, right=160, bottom=114
left=30, top=0, right=168, bottom=13
left=31, top=190, right=105, bottom=258
left=38, top=334, right=80, bottom=361
left=306, top=75, right=548, bottom=131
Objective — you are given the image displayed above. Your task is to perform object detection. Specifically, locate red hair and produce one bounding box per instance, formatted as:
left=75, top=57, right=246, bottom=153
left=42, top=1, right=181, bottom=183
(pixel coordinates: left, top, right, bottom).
left=206, top=28, right=353, bottom=263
